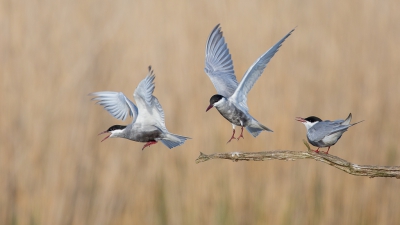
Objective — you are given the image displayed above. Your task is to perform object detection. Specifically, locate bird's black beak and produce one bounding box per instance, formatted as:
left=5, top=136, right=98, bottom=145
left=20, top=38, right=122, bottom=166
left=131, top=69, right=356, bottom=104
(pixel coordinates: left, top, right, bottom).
left=206, top=104, right=214, bottom=112
left=98, top=130, right=111, bottom=142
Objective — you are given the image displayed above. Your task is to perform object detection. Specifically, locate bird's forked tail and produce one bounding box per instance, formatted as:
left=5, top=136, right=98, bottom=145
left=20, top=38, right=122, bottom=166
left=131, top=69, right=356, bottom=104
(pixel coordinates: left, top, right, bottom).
left=161, top=133, right=191, bottom=149
left=246, top=120, right=273, bottom=137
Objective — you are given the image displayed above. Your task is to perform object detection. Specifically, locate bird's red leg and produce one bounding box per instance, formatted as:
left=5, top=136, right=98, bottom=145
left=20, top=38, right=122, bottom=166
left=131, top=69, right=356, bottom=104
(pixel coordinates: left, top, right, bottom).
left=324, top=147, right=331, bottom=154
left=237, top=127, right=244, bottom=140
left=227, top=129, right=237, bottom=143
left=142, top=141, right=158, bottom=150
left=314, top=148, right=320, bottom=153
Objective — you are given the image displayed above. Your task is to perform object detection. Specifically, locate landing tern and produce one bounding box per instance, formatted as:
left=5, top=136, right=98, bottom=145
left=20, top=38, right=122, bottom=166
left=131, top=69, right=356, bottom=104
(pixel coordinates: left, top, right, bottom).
left=205, top=24, right=295, bottom=142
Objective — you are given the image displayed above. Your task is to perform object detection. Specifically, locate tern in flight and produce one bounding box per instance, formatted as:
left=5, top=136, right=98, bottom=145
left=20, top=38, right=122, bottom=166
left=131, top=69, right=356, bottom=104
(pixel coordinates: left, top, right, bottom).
left=205, top=24, right=295, bottom=142
left=91, top=66, right=190, bottom=150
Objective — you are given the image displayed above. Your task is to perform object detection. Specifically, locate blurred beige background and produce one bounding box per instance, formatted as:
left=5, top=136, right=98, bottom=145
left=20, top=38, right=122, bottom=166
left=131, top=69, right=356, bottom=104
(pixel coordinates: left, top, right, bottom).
left=1, top=0, right=400, bottom=224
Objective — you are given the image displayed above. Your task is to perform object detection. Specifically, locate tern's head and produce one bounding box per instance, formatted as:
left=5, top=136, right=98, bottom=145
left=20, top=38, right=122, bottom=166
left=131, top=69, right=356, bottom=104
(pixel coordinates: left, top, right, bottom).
left=206, top=94, right=225, bottom=112
left=98, top=125, right=127, bottom=142
left=295, top=116, right=322, bottom=130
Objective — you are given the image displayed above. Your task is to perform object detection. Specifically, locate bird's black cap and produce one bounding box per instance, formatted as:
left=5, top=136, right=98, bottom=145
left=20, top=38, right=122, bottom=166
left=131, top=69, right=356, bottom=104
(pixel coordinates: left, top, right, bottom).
left=107, top=125, right=127, bottom=132
left=304, top=116, right=322, bottom=123
left=209, top=94, right=224, bottom=105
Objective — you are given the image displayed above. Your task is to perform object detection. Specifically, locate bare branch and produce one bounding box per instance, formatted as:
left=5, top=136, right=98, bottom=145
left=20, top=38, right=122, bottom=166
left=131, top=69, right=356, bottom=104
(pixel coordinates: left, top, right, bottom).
left=196, top=140, right=400, bottom=179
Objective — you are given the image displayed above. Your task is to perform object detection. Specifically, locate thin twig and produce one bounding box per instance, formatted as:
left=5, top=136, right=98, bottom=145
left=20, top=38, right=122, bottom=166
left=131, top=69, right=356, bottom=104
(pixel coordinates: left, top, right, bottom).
left=195, top=140, right=400, bottom=179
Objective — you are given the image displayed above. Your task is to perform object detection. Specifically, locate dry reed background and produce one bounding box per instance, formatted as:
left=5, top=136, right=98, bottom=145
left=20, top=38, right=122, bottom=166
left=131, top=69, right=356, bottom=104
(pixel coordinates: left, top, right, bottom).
left=1, top=0, right=400, bottom=224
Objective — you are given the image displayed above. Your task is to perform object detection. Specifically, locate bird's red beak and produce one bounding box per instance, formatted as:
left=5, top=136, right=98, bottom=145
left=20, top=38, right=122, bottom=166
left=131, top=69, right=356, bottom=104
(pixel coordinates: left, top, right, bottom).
left=206, top=104, right=214, bottom=112
left=295, top=117, right=306, bottom=123
left=98, top=130, right=111, bottom=142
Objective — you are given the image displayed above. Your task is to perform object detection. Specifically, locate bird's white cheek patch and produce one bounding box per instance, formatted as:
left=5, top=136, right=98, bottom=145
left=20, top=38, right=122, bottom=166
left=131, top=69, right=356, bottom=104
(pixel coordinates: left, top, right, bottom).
left=304, top=122, right=318, bottom=130
left=110, top=129, right=124, bottom=138
left=214, top=98, right=226, bottom=108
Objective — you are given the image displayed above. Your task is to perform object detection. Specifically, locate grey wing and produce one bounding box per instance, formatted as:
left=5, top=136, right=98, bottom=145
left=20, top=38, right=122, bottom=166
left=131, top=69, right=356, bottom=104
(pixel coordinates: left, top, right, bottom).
left=333, top=119, right=345, bottom=124
left=309, top=122, right=349, bottom=142
left=133, top=67, right=166, bottom=129
left=90, top=91, right=138, bottom=122
left=230, top=27, right=295, bottom=111
left=204, top=24, right=238, bottom=98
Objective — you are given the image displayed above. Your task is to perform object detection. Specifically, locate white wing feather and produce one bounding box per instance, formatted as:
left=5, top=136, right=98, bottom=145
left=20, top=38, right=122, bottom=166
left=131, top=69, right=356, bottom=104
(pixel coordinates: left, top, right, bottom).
left=205, top=24, right=239, bottom=97
left=230, top=28, right=295, bottom=111
left=90, top=91, right=138, bottom=122
left=133, top=67, right=166, bottom=129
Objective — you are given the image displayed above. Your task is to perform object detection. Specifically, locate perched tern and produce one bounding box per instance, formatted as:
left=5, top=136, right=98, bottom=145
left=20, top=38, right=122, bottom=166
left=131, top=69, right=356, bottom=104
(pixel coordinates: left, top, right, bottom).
left=204, top=24, right=295, bottom=143
left=90, top=66, right=190, bottom=150
left=296, top=113, right=364, bottom=154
